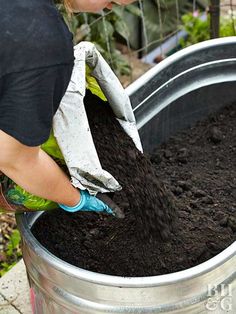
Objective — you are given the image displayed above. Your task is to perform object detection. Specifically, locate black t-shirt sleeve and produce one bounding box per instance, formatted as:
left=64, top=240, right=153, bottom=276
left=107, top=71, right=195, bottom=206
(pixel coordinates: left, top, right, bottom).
left=0, top=63, right=74, bottom=146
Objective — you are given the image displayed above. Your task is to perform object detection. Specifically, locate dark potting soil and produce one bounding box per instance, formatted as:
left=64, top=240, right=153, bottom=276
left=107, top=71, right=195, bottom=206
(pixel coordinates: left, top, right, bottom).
left=32, top=92, right=236, bottom=277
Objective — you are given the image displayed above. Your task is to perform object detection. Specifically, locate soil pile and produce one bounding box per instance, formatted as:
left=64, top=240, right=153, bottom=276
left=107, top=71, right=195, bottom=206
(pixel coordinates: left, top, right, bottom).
left=84, top=91, right=176, bottom=240
left=32, top=95, right=236, bottom=277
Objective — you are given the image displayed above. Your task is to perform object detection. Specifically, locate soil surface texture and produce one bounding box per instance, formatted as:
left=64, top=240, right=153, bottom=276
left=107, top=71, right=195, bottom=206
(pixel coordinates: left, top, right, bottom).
left=32, top=94, right=236, bottom=277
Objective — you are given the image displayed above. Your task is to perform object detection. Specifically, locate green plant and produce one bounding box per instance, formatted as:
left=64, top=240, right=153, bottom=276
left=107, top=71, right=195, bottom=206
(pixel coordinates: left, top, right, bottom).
left=180, top=11, right=236, bottom=48
left=0, top=229, right=22, bottom=277
left=180, top=12, right=210, bottom=47
left=56, top=3, right=141, bottom=76
left=220, top=17, right=236, bottom=37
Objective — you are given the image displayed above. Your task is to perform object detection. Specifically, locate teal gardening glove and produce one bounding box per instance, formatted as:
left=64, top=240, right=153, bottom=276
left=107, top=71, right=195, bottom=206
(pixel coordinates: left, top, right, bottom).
left=58, top=190, right=114, bottom=215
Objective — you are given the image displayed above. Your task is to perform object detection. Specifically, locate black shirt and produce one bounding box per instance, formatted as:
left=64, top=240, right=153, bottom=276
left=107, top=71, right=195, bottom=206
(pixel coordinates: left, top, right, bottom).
left=0, top=0, right=74, bottom=146
left=0, top=0, right=74, bottom=77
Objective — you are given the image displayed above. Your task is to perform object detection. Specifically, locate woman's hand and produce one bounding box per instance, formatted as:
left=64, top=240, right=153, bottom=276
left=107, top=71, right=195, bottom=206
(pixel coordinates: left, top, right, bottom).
left=59, top=190, right=114, bottom=215
left=70, top=0, right=138, bottom=13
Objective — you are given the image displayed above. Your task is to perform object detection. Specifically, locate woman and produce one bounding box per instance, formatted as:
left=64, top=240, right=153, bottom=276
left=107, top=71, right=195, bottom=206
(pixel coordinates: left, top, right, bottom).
left=0, top=0, right=136, bottom=213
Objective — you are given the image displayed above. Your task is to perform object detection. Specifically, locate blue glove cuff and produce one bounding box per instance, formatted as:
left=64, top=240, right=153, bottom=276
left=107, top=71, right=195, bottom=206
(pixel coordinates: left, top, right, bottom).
left=58, top=191, right=86, bottom=213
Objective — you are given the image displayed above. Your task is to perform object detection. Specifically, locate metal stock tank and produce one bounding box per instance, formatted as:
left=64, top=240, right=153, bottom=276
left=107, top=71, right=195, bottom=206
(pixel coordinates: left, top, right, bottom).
left=17, top=37, right=236, bottom=313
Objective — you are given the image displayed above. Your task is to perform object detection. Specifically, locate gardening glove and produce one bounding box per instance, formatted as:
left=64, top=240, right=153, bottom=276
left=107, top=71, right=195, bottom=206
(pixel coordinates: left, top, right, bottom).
left=58, top=190, right=114, bottom=215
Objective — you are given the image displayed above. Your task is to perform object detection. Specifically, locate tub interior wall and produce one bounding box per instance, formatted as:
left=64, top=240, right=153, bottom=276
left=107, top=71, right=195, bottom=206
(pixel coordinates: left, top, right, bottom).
left=129, top=41, right=236, bottom=108
left=138, top=82, right=236, bottom=153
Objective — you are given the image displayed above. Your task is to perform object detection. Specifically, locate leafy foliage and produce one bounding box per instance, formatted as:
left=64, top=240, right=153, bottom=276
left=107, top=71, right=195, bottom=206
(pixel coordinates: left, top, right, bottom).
left=0, top=229, right=22, bottom=277
left=180, top=11, right=236, bottom=48
left=139, top=0, right=193, bottom=52
left=180, top=12, right=209, bottom=47
left=220, top=17, right=236, bottom=37
left=56, top=3, right=140, bottom=75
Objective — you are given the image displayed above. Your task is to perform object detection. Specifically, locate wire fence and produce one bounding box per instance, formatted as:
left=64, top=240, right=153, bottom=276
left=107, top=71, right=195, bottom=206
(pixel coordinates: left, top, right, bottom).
left=60, top=0, right=236, bottom=85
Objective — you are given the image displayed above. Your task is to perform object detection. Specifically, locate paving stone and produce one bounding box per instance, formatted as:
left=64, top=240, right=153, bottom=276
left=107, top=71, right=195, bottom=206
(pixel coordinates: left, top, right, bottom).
left=0, top=260, right=31, bottom=314
left=0, top=294, right=20, bottom=313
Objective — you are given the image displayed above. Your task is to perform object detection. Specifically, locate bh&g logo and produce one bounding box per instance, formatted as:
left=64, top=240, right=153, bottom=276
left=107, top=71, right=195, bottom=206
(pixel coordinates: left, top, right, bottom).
left=206, top=284, right=232, bottom=311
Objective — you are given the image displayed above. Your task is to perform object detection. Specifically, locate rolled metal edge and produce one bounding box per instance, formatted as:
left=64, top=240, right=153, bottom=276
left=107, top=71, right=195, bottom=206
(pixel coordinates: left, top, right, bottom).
left=16, top=212, right=236, bottom=287
left=126, top=37, right=236, bottom=108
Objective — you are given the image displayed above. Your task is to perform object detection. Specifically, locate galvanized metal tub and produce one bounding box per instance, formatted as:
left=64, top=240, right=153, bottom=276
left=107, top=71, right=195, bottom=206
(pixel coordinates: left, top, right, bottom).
left=17, top=37, right=236, bottom=313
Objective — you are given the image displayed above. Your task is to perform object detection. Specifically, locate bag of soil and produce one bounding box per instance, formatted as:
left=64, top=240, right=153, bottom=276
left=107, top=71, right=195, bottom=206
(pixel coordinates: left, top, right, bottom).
left=53, top=42, right=143, bottom=195
left=0, top=42, right=142, bottom=212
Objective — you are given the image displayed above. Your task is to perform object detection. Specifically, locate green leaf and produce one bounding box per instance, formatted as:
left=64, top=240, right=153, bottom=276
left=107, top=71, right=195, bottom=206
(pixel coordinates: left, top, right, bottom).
left=6, top=230, right=21, bottom=256
left=97, top=20, right=114, bottom=39
left=111, top=5, right=124, bottom=18
left=0, top=261, right=17, bottom=277
left=114, top=19, right=130, bottom=40
left=125, top=4, right=141, bottom=16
